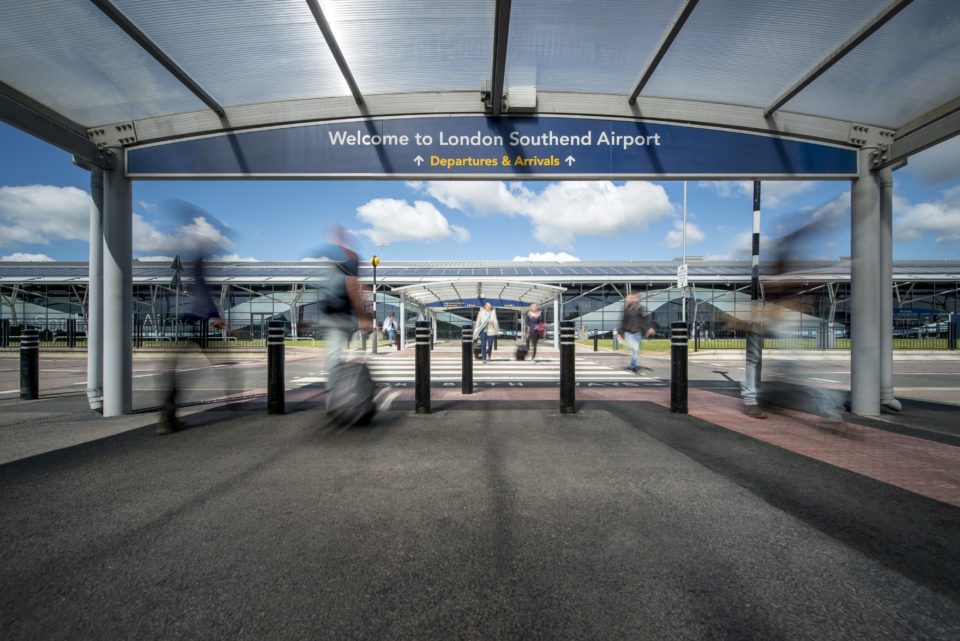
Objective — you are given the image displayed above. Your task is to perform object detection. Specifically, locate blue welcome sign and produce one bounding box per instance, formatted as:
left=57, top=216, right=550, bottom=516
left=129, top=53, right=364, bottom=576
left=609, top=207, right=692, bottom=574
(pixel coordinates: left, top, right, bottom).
left=126, top=116, right=857, bottom=179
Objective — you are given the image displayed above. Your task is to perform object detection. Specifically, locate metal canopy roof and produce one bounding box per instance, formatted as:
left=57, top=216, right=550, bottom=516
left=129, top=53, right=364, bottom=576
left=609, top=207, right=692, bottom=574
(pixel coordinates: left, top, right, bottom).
left=2, top=261, right=958, bottom=286
left=2, top=1, right=958, bottom=171
left=393, top=279, right=564, bottom=306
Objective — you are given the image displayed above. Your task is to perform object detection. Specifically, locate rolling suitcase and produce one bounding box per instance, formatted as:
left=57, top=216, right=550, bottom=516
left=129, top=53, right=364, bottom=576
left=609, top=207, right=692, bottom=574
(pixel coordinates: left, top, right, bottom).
left=516, top=344, right=528, bottom=361
left=326, top=360, right=376, bottom=427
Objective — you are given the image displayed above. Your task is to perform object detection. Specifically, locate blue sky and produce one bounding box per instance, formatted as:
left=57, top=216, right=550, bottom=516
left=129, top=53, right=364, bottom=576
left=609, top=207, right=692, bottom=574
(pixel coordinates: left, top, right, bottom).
left=1, top=121, right=958, bottom=264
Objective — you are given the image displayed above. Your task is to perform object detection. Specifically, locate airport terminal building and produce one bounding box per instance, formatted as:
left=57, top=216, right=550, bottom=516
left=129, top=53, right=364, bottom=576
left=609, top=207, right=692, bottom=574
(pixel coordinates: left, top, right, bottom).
left=2, top=259, right=957, bottom=350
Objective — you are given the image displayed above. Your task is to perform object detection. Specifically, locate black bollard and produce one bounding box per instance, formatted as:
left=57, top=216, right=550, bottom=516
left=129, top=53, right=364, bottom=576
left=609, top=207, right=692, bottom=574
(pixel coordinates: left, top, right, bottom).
left=20, top=328, right=39, bottom=400
left=593, top=333, right=599, bottom=351
left=560, top=320, right=576, bottom=414
left=461, top=327, right=473, bottom=395
left=949, top=313, right=957, bottom=351
left=670, top=321, right=688, bottom=414
left=267, top=320, right=285, bottom=415
left=361, top=332, right=368, bottom=352
left=415, top=321, right=431, bottom=413
left=67, top=318, right=77, bottom=348
left=1, top=318, right=10, bottom=348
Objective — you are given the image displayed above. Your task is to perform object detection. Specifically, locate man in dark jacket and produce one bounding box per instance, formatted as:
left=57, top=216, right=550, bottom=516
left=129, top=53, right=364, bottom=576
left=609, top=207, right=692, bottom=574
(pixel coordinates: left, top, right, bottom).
left=159, top=257, right=225, bottom=434
left=619, top=294, right=655, bottom=372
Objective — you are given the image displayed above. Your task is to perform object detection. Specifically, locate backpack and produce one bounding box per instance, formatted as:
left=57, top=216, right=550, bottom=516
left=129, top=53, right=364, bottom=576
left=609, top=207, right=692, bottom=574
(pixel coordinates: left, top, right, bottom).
left=319, top=250, right=353, bottom=316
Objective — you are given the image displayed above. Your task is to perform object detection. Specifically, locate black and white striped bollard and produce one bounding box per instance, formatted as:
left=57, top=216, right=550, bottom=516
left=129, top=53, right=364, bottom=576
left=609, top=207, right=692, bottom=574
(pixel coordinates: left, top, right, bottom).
left=670, top=321, right=688, bottom=414
left=20, top=328, right=39, bottom=400
left=267, top=320, right=285, bottom=415
left=415, top=321, right=431, bottom=413
left=461, top=326, right=473, bottom=395
left=560, top=320, right=576, bottom=414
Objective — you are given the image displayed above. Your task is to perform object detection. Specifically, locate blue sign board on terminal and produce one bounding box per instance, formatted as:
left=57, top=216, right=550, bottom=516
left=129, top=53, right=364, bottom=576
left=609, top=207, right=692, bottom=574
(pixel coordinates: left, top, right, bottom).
left=126, top=116, right=858, bottom=179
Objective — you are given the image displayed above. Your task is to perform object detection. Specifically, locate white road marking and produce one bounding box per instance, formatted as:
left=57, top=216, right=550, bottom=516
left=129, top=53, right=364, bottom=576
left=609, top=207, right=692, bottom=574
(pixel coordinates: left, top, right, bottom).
left=377, top=390, right=402, bottom=412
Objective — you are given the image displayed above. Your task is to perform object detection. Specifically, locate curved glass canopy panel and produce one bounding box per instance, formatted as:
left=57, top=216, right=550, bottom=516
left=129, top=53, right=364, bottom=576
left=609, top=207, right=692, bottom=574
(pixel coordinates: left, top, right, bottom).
left=504, top=0, right=684, bottom=93
left=111, top=0, right=352, bottom=109
left=0, top=0, right=205, bottom=126
left=641, top=0, right=893, bottom=109
left=321, top=0, right=494, bottom=94
left=784, top=0, right=960, bottom=128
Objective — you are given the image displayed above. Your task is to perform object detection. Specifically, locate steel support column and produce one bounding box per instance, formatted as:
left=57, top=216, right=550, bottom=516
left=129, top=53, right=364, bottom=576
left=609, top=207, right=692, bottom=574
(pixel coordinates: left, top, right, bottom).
left=553, top=296, right=560, bottom=349
left=102, top=148, right=132, bottom=416
left=879, top=167, right=901, bottom=412
left=87, top=168, right=104, bottom=410
left=850, top=148, right=881, bottom=416
left=399, top=292, right=406, bottom=351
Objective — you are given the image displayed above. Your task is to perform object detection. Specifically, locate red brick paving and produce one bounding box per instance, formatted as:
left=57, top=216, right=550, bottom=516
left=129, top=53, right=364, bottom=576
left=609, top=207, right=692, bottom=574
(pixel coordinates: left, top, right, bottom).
left=279, top=383, right=960, bottom=508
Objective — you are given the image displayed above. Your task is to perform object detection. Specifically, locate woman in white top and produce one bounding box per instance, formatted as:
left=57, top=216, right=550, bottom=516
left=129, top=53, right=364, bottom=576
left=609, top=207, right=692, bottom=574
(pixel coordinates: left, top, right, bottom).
left=474, top=301, right=500, bottom=363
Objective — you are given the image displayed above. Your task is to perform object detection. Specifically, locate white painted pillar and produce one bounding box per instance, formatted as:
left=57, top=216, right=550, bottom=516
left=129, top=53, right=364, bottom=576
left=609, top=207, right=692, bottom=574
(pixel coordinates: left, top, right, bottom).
left=850, top=148, right=881, bottom=416
left=879, top=166, right=901, bottom=412
left=87, top=167, right=104, bottom=411
left=102, top=148, right=132, bottom=416
left=553, top=295, right=560, bottom=349
left=399, top=292, right=406, bottom=350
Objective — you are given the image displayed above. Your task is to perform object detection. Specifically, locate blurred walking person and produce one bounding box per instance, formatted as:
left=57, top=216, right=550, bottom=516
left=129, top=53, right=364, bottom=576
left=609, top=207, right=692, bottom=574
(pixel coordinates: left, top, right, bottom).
left=523, top=302, right=544, bottom=362
left=157, top=200, right=234, bottom=435
left=474, top=301, right=499, bottom=363
left=619, top=294, right=655, bottom=373
left=383, top=313, right=398, bottom=350
left=317, top=225, right=372, bottom=387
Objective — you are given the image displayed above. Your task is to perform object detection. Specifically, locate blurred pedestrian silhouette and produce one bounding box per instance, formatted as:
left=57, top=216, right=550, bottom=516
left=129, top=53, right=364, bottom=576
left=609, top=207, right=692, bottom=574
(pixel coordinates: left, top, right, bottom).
left=157, top=201, right=234, bottom=434
left=619, top=294, right=655, bottom=372
left=739, top=218, right=847, bottom=424
left=315, top=225, right=372, bottom=403
left=474, top=301, right=499, bottom=363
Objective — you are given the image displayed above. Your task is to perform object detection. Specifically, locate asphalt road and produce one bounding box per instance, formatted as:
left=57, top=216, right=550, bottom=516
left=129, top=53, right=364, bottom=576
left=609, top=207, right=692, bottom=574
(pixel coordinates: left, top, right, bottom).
left=2, top=400, right=959, bottom=640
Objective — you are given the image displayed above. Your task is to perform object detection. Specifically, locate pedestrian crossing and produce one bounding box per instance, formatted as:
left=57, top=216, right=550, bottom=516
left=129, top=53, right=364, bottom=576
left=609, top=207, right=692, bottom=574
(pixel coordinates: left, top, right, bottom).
left=291, top=355, right=662, bottom=386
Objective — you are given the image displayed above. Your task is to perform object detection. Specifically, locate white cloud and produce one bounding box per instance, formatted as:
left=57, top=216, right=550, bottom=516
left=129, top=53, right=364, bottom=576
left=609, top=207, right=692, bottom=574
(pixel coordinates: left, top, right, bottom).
left=708, top=231, right=780, bottom=261
left=809, top=191, right=850, bottom=228
left=135, top=255, right=175, bottom=262
left=512, top=252, right=580, bottom=262
left=132, top=214, right=235, bottom=256
left=409, top=180, right=673, bottom=248
left=0, top=185, right=90, bottom=247
left=209, top=253, right=258, bottom=262
left=524, top=182, right=673, bottom=247
left=698, top=181, right=816, bottom=208
left=408, top=181, right=530, bottom=216
left=355, top=198, right=470, bottom=244
left=1, top=252, right=54, bottom=261
left=664, top=219, right=705, bottom=248
left=895, top=185, right=960, bottom=244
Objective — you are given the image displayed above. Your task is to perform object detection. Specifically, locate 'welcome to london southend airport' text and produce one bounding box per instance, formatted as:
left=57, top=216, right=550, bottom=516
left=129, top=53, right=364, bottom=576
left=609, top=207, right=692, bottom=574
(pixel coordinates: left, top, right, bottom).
left=327, top=129, right=662, bottom=151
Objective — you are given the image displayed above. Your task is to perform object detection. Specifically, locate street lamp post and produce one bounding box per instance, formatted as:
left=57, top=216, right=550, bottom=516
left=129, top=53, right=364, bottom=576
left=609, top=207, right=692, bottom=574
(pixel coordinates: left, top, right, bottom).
left=371, top=255, right=379, bottom=354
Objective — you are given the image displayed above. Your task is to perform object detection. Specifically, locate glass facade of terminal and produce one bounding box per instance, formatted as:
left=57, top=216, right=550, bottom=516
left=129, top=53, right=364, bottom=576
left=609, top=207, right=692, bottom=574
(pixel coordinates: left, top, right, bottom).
left=1, top=263, right=957, bottom=350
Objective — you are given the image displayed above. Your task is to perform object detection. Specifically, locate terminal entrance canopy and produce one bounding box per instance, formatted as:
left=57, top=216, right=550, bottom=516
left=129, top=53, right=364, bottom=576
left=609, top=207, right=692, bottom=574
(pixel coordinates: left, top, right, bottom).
left=3, top=0, right=959, bottom=418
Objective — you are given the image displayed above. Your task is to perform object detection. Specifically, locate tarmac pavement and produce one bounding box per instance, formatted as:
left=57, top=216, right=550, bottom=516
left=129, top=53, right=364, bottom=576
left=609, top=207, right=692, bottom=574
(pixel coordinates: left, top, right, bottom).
left=1, top=348, right=959, bottom=639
